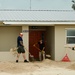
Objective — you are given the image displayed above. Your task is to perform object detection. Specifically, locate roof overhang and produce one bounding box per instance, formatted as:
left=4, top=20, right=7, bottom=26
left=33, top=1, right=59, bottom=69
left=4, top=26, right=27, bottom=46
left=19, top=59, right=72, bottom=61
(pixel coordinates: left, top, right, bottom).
left=3, top=21, right=75, bottom=26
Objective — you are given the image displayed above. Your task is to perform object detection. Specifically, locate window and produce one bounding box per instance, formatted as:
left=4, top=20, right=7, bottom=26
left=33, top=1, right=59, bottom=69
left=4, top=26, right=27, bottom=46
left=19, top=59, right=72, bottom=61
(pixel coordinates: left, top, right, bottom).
left=66, top=29, right=75, bottom=44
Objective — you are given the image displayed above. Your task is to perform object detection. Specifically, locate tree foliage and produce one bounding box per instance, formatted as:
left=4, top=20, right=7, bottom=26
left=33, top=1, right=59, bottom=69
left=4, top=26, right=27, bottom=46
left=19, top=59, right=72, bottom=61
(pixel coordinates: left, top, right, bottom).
left=72, top=0, right=75, bottom=10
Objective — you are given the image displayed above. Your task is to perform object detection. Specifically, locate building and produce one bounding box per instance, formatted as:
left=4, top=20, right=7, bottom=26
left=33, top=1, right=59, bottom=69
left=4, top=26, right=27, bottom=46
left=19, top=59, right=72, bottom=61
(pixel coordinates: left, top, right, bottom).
left=0, top=9, right=75, bottom=61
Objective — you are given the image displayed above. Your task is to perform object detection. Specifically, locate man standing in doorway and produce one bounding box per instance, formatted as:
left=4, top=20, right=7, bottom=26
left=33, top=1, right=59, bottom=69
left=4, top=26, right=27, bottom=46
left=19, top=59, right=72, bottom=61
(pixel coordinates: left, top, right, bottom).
left=16, top=33, right=28, bottom=63
left=33, top=39, right=45, bottom=61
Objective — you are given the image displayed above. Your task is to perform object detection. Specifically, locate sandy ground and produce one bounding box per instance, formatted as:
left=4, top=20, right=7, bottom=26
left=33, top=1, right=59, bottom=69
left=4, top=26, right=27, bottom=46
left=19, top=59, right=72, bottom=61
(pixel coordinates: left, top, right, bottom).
left=0, top=59, right=75, bottom=75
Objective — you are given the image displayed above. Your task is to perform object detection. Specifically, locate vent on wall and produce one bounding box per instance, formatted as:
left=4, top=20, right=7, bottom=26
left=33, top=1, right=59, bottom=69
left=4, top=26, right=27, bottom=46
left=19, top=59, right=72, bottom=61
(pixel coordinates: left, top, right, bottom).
left=31, top=26, right=38, bottom=29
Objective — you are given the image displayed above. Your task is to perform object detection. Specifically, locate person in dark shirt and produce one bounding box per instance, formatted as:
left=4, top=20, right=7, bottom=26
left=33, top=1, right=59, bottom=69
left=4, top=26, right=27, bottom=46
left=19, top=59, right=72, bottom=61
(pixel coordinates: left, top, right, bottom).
left=38, top=40, right=45, bottom=51
left=33, top=39, right=45, bottom=61
left=16, top=33, right=28, bottom=63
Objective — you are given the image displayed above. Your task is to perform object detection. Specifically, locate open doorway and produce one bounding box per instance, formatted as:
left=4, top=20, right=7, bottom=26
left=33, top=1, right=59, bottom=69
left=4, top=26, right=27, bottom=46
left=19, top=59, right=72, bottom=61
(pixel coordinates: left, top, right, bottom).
left=29, top=26, right=46, bottom=60
left=29, top=26, right=55, bottom=61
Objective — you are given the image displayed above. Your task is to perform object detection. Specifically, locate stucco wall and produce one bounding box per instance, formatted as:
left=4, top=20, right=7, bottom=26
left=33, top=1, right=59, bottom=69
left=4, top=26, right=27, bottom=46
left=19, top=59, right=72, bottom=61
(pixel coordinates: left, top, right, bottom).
left=22, top=26, right=29, bottom=61
left=0, top=26, right=22, bottom=61
left=0, top=26, right=29, bottom=61
left=0, top=26, right=22, bottom=51
left=46, top=26, right=55, bottom=60
left=55, top=25, right=75, bottom=61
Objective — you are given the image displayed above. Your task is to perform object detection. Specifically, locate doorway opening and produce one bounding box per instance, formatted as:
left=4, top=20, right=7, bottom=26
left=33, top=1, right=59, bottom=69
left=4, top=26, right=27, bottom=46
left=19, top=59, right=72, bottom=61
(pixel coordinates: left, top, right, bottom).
left=29, top=26, right=55, bottom=61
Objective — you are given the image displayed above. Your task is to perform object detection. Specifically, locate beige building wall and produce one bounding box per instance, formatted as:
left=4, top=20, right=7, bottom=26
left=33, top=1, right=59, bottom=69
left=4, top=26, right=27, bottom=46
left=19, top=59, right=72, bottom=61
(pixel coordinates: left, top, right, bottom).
left=55, top=25, right=75, bottom=61
left=22, top=26, right=29, bottom=61
left=0, top=26, right=29, bottom=61
left=0, top=26, right=22, bottom=51
left=1, top=25, right=75, bottom=61
left=0, top=26, right=22, bottom=61
left=46, top=26, right=55, bottom=60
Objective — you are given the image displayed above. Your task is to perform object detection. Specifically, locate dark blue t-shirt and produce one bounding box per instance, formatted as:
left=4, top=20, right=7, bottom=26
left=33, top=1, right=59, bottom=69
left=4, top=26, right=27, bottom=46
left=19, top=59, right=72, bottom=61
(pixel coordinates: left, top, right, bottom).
left=38, top=42, right=45, bottom=50
left=17, top=36, right=23, bottom=47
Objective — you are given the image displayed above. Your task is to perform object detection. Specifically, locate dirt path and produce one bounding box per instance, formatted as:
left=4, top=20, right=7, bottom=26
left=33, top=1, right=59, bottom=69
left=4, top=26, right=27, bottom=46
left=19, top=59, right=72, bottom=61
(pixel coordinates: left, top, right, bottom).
left=0, top=59, right=75, bottom=75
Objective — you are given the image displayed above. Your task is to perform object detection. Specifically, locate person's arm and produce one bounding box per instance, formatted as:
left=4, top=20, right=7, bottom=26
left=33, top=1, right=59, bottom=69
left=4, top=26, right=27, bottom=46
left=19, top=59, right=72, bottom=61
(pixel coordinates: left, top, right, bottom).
left=33, top=42, right=39, bottom=47
left=33, top=42, right=41, bottom=51
left=20, top=41, right=24, bottom=46
left=43, top=47, right=45, bottom=50
left=33, top=43, right=37, bottom=47
left=42, top=43, right=45, bottom=50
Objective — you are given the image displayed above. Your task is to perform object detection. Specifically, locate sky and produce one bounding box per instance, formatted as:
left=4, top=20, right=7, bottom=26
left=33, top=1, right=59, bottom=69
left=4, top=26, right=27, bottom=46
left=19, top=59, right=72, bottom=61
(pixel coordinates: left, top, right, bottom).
left=0, top=0, right=73, bottom=10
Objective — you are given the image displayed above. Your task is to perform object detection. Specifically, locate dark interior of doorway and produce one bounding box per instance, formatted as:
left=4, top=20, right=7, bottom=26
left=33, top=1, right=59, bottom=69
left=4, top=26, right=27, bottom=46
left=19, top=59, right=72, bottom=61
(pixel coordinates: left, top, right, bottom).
left=29, top=26, right=51, bottom=61
left=29, top=26, right=46, bottom=61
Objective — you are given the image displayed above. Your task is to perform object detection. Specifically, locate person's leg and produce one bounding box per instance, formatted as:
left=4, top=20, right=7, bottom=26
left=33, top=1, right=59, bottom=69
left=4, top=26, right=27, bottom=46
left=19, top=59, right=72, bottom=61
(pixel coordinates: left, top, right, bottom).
left=22, top=53, right=28, bottom=62
left=16, top=53, right=20, bottom=62
left=21, top=46, right=28, bottom=62
left=16, top=46, right=21, bottom=62
left=22, top=53, right=26, bottom=60
left=42, top=51, right=45, bottom=60
left=39, top=51, right=42, bottom=61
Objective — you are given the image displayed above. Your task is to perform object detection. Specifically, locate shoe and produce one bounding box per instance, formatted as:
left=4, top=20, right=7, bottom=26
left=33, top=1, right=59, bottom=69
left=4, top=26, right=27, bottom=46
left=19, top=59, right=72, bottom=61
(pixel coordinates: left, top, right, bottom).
left=16, top=60, right=18, bottom=63
left=24, top=60, right=29, bottom=62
